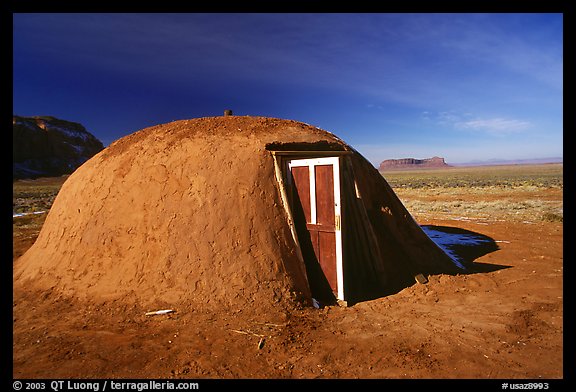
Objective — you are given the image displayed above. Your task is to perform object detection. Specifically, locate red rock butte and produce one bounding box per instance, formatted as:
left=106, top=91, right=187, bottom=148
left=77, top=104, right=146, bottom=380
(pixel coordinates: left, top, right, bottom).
left=379, top=156, right=450, bottom=171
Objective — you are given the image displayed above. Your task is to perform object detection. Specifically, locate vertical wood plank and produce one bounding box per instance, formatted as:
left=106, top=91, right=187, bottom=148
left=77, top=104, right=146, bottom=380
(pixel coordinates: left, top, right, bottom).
left=315, top=165, right=335, bottom=226
left=319, top=231, right=338, bottom=292
left=291, top=166, right=311, bottom=223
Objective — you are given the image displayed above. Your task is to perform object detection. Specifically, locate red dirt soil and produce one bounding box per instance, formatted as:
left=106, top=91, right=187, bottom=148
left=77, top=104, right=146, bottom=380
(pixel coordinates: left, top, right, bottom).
left=13, top=217, right=563, bottom=379
left=12, top=117, right=565, bottom=381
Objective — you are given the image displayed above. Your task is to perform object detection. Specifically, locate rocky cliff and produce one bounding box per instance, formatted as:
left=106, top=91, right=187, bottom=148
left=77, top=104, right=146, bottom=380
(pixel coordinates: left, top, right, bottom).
left=13, top=115, right=104, bottom=179
left=379, top=156, right=450, bottom=171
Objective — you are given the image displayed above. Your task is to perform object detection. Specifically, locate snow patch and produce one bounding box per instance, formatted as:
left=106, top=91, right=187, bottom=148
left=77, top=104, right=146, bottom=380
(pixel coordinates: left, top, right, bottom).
left=421, top=226, right=493, bottom=270
left=13, top=211, right=46, bottom=218
left=49, top=125, right=90, bottom=141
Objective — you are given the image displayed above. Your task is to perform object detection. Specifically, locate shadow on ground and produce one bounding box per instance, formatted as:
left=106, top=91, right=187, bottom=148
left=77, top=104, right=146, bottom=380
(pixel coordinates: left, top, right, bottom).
left=315, top=225, right=509, bottom=307
left=421, top=225, right=511, bottom=273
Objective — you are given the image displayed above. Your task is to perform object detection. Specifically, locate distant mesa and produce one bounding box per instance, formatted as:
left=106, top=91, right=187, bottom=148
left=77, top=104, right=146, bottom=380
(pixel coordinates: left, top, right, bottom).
left=379, top=156, right=451, bottom=171
left=13, top=115, right=104, bottom=180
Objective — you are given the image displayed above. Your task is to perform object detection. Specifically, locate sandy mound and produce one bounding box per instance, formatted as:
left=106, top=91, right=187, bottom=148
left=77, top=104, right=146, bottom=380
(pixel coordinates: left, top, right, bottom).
left=14, top=116, right=457, bottom=316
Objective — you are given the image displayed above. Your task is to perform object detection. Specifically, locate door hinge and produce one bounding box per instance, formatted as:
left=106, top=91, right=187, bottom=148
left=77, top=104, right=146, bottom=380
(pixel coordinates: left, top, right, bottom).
left=335, top=215, right=341, bottom=231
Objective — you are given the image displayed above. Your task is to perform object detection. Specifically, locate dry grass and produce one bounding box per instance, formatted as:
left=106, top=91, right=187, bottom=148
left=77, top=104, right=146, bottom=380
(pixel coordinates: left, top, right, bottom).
left=382, top=163, right=563, bottom=189
left=13, top=176, right=69, bottom=214
left=12, top=176, right=69, bottom=259
left=382, top=164, right=563, bottom=223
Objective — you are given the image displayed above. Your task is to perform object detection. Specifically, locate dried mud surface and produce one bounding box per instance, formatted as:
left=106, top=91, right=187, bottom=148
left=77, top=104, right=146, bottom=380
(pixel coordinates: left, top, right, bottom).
left=13, top=216, right=563, bottom=379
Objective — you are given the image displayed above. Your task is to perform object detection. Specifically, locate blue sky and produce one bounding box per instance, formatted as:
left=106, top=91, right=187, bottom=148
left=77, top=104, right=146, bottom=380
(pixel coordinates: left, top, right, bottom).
left=13, top=13, right=563, bottom=165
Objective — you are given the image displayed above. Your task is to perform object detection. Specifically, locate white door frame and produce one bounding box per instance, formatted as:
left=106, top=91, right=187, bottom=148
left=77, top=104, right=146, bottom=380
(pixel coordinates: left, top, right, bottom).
left=287, top=157, right=344, bottom=301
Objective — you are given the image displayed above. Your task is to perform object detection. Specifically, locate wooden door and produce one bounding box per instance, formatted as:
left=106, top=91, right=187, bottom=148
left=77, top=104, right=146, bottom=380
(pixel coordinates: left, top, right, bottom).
left=288, top=157, right=344, bottom=300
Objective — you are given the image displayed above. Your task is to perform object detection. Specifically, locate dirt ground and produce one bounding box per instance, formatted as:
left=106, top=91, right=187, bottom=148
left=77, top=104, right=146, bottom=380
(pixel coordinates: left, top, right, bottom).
left=12, top=213, right=564, bottom=380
